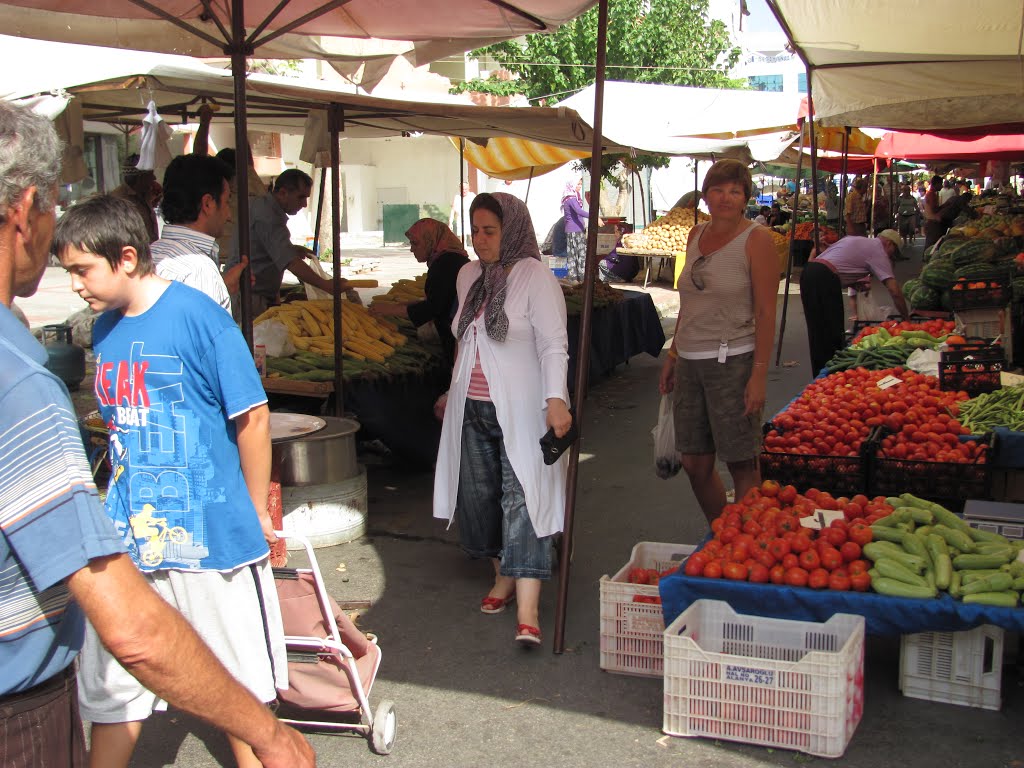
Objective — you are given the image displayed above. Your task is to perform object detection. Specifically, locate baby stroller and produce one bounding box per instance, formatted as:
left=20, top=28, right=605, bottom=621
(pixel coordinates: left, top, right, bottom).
left=273, top=532, right=397, bottom=755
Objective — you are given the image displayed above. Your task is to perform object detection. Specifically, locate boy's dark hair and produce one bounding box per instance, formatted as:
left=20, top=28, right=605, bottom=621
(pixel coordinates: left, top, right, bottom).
left=52, top=195, right=154, bottom=275
left=214, top=147, right=237, bottom=180
left=161, top=154, right=231, bottom=225
left=273, top=168, right=312, bottom=193
left=469, top=192, right=503, bottom=224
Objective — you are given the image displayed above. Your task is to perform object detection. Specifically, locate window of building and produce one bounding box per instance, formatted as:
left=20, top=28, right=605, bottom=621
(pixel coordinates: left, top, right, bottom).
left=748, top=74, right=783, bottom=92
left=797, top=73, right=808, bottom=93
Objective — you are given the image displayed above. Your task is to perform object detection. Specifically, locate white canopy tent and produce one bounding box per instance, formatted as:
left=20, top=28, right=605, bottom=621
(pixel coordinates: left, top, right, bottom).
left=765, top=0, right=1024, bottom=130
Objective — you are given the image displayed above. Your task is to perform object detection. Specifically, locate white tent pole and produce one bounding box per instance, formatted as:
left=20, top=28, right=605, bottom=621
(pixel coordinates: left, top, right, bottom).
left=555, top=0, right=609, bottom=655
left=329, top=104, right=345, bottom=415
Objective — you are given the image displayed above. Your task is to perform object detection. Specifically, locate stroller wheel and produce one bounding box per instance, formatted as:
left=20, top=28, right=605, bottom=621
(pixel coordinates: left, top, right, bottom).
left=370, top=699, right=397, bottom=755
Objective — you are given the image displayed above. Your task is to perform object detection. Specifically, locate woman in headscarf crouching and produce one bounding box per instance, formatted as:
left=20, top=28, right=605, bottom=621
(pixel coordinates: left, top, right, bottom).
left=433, top=192, right=572, bottom=648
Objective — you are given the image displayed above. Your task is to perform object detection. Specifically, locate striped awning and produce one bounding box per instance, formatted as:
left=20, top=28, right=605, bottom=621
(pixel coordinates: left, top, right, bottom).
left=451, top=136, right=589, bottom=180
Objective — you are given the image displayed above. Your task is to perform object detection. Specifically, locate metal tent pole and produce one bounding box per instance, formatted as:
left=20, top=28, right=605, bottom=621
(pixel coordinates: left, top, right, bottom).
left=312, top=164, right=327, bottom=256
left=554, top=0, right=609, bottom=655
left=229, top=0, right=254, bottom=348
left=839, top=128, right=850, bottom=237
left=774, top=121, right=806, bottom=367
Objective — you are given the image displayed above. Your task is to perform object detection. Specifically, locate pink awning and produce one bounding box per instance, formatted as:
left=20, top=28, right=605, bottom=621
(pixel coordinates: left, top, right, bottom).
left=875, top=131, right=1024, bottom=162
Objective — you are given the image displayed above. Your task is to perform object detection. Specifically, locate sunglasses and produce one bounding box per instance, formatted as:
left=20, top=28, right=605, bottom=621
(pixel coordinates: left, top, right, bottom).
left=690, top=255, right=708, bottom=291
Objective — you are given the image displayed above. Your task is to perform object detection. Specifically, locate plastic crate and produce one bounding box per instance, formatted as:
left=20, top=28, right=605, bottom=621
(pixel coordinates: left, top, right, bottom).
left=955, top=307, right=1007, bottom=342
left=950, top=279, right=1011, bottom=311
left=869, top=432, right=993, bottom=502
left=760, top=422, right=870, bottom=497
left=899, top=625, right=1004, bottom=710
left=938, top=344, right=1005, bottom=396
left=598, top=542, right=695, bottom=678
left=663, top=600, right=865, bottom=759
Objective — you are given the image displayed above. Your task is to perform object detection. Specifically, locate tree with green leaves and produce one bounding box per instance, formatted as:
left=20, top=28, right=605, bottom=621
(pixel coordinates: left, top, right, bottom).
left=451, top=0, right=742, bottom=104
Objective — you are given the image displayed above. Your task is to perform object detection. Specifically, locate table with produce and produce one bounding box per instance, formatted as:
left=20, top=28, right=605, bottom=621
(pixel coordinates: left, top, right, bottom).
left=656, top=483, right=1024, bottom=636
left=617, top=206, right=708, bottom=287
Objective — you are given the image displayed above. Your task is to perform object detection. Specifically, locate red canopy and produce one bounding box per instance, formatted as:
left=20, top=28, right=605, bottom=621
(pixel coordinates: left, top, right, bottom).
left=875, top=131, right=1024, bottom=162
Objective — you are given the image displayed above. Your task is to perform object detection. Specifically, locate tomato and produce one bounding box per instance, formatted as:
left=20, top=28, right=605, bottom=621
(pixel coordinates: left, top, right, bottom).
left=723, top=562, right=749, bottom=581
left=731, top=542, right=750, bottom=563
left=789, top=533, right=811, bottom=553
left=823, top=527, right=847, bottom=548
left=767, top=537, right=790, bottom=561
left=784, top=567, right=809, bottom=587
left=820, top=547, right=844, bottom=571
left=781, top=553, right=799, bottom=570
left=808, top=568, right=830, bottom=589
left=799, top=549, right=821, bottom=571
left=848, top=559, right=870, bottom=576
left=748, top=563, right=770, bottom=584
left=848, top=523, right=873, bottom=547
left=703, top=560, right=723, bottom=578
left=828, top=570, right=851, bottom=591
left=742, top=519, right=763, bottom=536
left=840, top=541, right=862, bottom=563
left=850, top=572, right=871, bottom=592
left=769, top=564, right=786, bottom=584
left=777, top=484, right=798, bottom=505
left=684, top=557, right=705, bottom=577
left=719, top=527, right=738, bottom=544
left=627, top=568, right=648, bottom=585
left=760, top=479, right=781, bottom=497
left=754, top=547, right=776, bottom=570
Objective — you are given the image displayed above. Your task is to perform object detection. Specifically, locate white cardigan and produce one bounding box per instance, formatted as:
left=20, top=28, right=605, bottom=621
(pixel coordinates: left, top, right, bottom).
left=433, top=258, right=570, bottom=539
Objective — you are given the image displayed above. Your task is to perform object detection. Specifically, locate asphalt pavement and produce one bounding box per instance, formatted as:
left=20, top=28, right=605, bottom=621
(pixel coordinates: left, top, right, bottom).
left=21, top=242, right=1023, bottom=768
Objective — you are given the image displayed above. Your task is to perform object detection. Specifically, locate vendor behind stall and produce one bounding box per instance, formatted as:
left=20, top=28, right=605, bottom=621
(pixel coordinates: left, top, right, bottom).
left=598, top=224, right=639, bottom=283
left=799, top=230, right=909, bottom=375
left=369, top=219, right=469, bottom=370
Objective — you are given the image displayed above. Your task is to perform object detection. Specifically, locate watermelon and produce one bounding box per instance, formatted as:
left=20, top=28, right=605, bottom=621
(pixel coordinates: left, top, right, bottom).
left=909, top=284, right=941, bottom=310
left=902, top=277, right=922, bottom=296
left=940, top=289, right=954, bottom=312
left=920, top=262, right=955, bottom=290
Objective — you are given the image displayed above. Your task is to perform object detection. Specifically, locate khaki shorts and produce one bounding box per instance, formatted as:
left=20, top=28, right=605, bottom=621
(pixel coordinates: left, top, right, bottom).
left=672, top=351, right=761, bottom=463
left=77, top=559, right=287, bottom=724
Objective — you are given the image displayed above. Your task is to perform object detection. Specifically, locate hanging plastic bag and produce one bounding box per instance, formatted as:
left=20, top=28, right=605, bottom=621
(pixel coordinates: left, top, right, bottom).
left=652, top=394, right=682, bottom=479
left=854, top=289, right=890, bottom=322
left=253, top=319, right=295, bottom=358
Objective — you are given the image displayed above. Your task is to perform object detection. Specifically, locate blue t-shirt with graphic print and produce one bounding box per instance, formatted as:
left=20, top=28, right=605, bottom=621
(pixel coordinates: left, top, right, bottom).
left=92, top=280, right=269, bottom=572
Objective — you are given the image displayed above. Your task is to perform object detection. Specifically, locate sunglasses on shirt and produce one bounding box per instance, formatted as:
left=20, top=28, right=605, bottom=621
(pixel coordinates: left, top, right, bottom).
left=690, top=254, right=708, bottom=291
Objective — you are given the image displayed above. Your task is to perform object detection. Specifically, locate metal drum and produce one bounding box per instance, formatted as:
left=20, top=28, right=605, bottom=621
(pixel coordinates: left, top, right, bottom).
left=270, top=415, right=360, bottom=487
left=281, top=468, right=368, bottom=549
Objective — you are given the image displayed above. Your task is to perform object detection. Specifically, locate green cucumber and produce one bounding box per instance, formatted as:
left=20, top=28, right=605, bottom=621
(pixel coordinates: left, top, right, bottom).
left=870, top=525, right=907, bottom=544
left=953, top=552, right=1016, bottom=570
left=968, top=527, right=1013, bottom=545
left=961, top=569, right=1009, bottom=585
left=925, top=534, right=952, bottom=591
left=871, top=577, right=937, bottom=599
left=932, top=524, right=977, bottom=554
left=900, top=494, right=973, bottom=535
left=863, top=542, right=927, bottom=572
left=960, top=572, right=1014, bottom=595
left=901, top=532, right=930, bottom=560
left=962, top=592, right=1019, bottom=607
left=875, top=558, right=929, bottom=587
left=874, top=508, right=913, bottom=528
left=949, top=570, right=963, bottom=599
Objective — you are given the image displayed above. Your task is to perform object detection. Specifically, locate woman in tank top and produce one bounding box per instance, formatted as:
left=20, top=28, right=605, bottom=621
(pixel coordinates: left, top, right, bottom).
left=658, top=159, right=779, bottom=526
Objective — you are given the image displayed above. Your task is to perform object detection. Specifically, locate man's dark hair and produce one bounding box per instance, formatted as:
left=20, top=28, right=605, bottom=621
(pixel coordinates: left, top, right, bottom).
left=160, top=154, right=231, bottom=225
left=52, top=195, right=154, bottom=275
left=214, top=148, right=237, bottom=180
left=469, top=192, right=503, bottom=224
left=273, top=168, right=312, bottom=193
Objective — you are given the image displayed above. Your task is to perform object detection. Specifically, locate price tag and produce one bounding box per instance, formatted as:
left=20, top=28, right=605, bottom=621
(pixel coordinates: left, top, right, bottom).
left=877, top=374, right=902, bottom=390
left=800, top=509, right=845, bottom=530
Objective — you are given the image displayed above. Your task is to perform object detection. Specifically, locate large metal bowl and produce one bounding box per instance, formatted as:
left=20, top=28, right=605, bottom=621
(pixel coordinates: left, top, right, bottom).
left=271, top=415, right=360, bottom=487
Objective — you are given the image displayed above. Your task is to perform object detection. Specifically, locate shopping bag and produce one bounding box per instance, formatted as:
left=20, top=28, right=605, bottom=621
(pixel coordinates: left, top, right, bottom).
left=652, top=394, right=682, bottom=479
left=854, top=290, right=890, bottom=322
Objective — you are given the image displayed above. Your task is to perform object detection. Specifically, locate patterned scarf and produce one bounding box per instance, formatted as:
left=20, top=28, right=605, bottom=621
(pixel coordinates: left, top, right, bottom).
left=406, top=218, right=468, bottom=265
left=455, top=192, right=541, bottom=343
left=561, top=179, right=581, bottom=203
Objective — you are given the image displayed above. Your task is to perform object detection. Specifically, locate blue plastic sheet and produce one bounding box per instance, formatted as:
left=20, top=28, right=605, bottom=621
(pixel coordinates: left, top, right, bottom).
left=659, top=571, right=1024, bottom=636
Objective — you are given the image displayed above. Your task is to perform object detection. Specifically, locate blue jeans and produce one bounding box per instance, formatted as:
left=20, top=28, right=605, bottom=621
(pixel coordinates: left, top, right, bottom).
left=455, top=399, right=553, bottom=579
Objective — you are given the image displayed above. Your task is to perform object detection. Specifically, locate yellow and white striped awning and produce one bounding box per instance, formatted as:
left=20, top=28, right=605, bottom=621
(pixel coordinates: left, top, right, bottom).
left=450, top=136, right=589, bottom=181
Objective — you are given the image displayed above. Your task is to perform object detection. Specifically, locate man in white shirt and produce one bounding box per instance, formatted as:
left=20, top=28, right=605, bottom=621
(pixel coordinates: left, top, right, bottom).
left=152, top=154, right=248, bottom=311
left=938, top=178, right=957, bottom=205
left=449, top=182, right=476, bottom=244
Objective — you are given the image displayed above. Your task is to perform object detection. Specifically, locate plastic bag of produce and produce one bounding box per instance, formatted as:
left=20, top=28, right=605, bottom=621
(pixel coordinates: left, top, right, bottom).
left=652, top=394, right=682, bottom=479
left=854, top=289, right=889, bottom=322
left=253, top=319, right=296, bottom=358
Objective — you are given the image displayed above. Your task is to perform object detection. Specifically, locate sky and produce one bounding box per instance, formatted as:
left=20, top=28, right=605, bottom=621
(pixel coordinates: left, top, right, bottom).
left=744, top=0, right=783, bottom=35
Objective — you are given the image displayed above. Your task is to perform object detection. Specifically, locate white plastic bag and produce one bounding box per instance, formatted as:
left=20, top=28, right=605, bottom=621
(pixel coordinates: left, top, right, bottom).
left=854, top=290, right=890, bottom=322
left=253, top=319, right=296, bottom=358
left=652, top=394, right=682, bottom=479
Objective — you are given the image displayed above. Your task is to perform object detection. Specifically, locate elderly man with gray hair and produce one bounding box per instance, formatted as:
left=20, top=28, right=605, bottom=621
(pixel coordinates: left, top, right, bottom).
left=0, top=101, right=314, bottom=768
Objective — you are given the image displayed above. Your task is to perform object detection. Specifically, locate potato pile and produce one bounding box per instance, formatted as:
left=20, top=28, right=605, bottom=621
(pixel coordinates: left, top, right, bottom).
left=621, top=207, right=709, bottom=252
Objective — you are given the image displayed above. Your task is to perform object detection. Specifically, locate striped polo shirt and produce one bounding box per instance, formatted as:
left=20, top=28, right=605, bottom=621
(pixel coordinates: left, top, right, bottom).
left=151, top=224, right=231, bottom=311
left=0, top=306, right=124, bottom=695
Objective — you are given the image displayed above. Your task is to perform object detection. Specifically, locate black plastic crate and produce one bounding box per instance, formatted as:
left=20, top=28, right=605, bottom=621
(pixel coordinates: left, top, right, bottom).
left=760, top=422, right=870, bottom=496
left=950, top=278, right=1011, bottom=311
left=869, top=431, right=994, bottom=501
left=938, top=344, right=1005, bottom=395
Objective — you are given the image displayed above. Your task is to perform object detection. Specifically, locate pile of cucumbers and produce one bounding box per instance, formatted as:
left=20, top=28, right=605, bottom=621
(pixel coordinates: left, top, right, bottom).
left=865, top=493, right=1024, bottom=606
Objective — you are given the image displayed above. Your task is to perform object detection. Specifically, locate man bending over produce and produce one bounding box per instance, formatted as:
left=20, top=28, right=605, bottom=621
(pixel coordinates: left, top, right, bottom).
left=799, top=230, right=909, bottom=375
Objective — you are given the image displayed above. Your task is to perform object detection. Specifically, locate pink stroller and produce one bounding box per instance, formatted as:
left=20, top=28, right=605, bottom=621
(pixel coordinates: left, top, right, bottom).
left=273, top=532, right=397, bottom=755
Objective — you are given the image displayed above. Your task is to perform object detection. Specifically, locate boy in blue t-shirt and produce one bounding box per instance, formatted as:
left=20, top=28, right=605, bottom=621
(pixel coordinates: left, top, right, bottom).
left=53, top=195, right=286, bottom=768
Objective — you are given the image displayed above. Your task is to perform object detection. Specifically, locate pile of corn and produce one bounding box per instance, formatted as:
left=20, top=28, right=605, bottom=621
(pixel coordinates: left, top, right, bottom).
left=369, top=274, right=426, bottom=307
left=255, top=299, right=406, bottom=363
left=621, top=207, right=709, bottom=252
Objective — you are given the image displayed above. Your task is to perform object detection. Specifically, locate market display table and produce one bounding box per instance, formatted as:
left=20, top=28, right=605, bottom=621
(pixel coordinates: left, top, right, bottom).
left=659, top=572, right=1024, bottom=637
left=616, top=248, right=676, bottom=288
left=567, top=289, right=666, bottom=388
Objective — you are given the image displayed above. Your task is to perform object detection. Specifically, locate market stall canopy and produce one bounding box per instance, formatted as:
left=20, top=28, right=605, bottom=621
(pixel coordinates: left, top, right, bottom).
left=450, top=136, right=589, bottom=181
left=766, top=0, right=1024, bottom=130
left=0, top=37, right=614, bottom=153
left=557, top=81, right=802, bottom=162
left=875, top=131, right=1024, bottom=163
left=2, top=0, right=598, bottom=89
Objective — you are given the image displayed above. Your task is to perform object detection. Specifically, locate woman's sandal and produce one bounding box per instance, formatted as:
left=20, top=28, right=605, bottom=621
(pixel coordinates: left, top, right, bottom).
left=515, top=624, right=542, bottom=647
left=480, top=594, right=516, bottom=615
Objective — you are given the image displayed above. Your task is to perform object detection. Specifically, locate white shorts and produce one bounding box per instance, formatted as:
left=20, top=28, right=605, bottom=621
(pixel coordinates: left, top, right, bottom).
left=78, top=558, right=288, bottom=724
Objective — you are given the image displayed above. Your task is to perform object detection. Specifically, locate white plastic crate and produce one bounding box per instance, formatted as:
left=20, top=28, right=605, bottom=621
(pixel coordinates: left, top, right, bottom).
left=899, top=625, right=1004, bottom=710
left=663, top=600, right=865, bottom=759
left=598, top=542, right=694, bottom=678
left=955, top=307, right=1007, bottom=343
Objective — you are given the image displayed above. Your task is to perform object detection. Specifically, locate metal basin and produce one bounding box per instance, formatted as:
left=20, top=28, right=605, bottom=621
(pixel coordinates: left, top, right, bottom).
left=271, top=415, right=360, bottom=487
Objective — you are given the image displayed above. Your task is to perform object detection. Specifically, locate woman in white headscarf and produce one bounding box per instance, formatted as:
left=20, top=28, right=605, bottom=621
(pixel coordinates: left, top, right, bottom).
left=433, top=192, right=572, bottom=649
left=561, top=178, right=590, bottom=281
